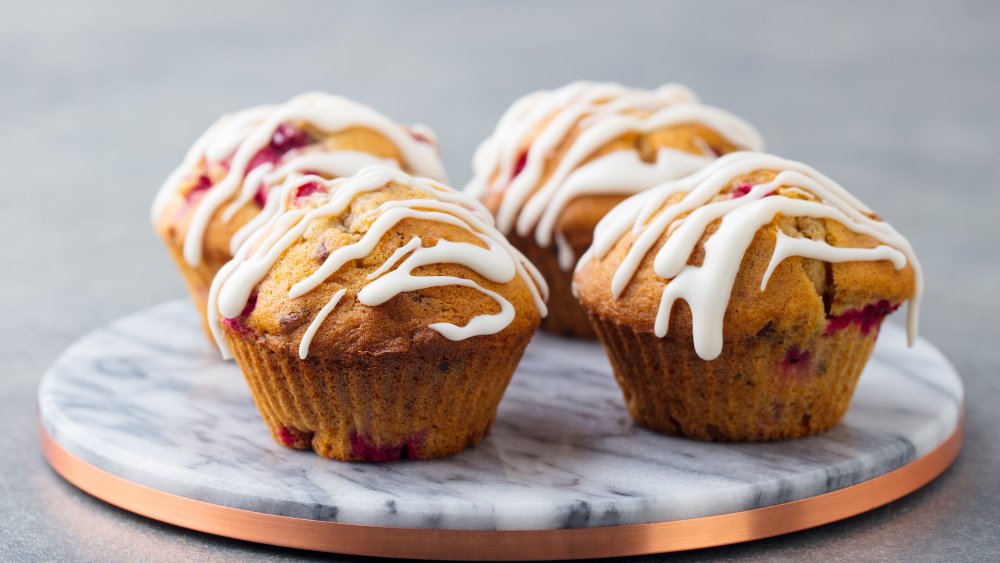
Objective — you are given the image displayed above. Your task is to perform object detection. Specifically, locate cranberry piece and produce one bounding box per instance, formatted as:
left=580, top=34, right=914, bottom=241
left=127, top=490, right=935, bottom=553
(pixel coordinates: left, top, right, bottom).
left=240, top=292, right=258, bottom=316
left=826, top=300, right=900, bottom=335
left=512, top=150, right=528, bottom=180
left=221, top=292, right=257, bottom=335
left=781, top=346, right=813, bottom=373
left=731, top=183, right=753, bottom=198
left=292, top=181, right=324, bottom=201
left=221, top=317, right=247, bottom=335
left=349, top=430, right=425, bottom=462
left=254, top=185, right=269, bottom=208
left=409, top=129, right=432, bottom=144
left=246, top=146, right=281, bottom=173
left=246, top=123, right=312, bottom=173
left=271, top=123, right=310, bottom=152
left=730, top=183, right=778, bottom=199
left=277, top=425, right=314, bottom=449
left=185, top=174, right=213, bottom=202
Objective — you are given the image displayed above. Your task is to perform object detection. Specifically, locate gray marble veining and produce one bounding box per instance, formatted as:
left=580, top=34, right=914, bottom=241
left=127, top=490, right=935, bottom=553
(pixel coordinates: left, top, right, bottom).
left=37, top=301, right=963, bottom=531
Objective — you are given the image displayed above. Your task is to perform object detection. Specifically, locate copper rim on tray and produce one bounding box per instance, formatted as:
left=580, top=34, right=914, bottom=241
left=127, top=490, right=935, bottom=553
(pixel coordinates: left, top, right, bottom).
left=39, top=415, right=963, bottom=561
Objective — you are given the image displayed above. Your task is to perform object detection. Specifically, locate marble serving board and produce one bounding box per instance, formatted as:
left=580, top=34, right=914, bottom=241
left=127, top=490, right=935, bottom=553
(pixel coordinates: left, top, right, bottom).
left=38, top=300, right=963, bottom=531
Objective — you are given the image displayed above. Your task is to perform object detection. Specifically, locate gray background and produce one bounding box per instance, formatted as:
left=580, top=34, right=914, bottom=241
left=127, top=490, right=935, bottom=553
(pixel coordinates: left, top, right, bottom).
left=1, top=0, right=997, bottom=561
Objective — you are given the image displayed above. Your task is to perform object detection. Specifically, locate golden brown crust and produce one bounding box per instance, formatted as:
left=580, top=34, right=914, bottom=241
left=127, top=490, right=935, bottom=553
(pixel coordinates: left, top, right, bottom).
left=239, top=181, right=541, bottom=357
left=574, top=172, right=916, bottom=339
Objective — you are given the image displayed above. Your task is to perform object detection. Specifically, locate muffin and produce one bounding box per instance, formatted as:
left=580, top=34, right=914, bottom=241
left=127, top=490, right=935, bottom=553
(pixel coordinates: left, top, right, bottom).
left=574, top=152, right=922, bottom=441
left=207, top=166, right=548, bottom=461
left=152, top=92, right=447, bottom=335
left=467, top=81, right=764, bottom=338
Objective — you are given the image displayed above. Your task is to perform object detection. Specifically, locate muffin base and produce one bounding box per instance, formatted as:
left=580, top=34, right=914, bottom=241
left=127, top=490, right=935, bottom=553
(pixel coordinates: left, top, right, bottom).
left=224, top=330, right=532, bottom=461
left=589, top=315, right=879, bottom=441
left=509, top=232, right=596, bottom=339
left=160, top=234, right=216, bottom=341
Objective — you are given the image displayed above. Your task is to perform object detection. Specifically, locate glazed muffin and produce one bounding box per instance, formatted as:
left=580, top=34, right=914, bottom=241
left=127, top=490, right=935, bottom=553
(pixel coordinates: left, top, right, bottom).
left=207, top=166, right=548, bottom=461
left=152, top=92, right=446, bottom=335
left=467, top=81, right=764, bottom=338
left=574, top=152, right=921, bottom=441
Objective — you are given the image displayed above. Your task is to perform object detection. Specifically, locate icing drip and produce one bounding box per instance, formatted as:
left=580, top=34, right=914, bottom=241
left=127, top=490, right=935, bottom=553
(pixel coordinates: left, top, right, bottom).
left=357, top=237, right=517, bottom=341
left=299, top=288, right=347, bottom=359
left=761, top=232, right=906, bottom=291
left=208, top=167, right=548, bottom=359
left=467, top=81, right=764, bottom=270
left=580, top=152, right=923, bottom=361
left=151, top=92, right=447, bottom=266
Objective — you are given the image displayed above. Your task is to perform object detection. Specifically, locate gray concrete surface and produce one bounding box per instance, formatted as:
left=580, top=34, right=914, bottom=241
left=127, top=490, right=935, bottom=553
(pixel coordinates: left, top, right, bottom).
left=1, top=1, right=997, bottom=561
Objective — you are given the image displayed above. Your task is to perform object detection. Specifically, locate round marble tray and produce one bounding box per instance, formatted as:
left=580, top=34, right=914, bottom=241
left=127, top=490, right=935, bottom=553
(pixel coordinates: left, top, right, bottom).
left=39, top=301, right=963, bottom=560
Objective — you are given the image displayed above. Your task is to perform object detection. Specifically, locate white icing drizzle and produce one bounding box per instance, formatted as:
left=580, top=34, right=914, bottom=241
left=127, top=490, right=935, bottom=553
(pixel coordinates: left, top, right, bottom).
left=357, top=237, right=517, bottom=341
left=270, top=151, right=400, bottom=185
left=228, top=180, right=284, bottom=255
left=554, top=229, right=575, bottom=271
left=760, top=232, right=906, bottom=291
left=208, top=167, right=548, bottom=359
left=151, top=92, right=447, bottom=266
left=151, top=105, right=274, bottom=222
left=366, top=237, right=424, bottom=281
left=580, top=152, right=923, bottom=361
left=467, top=81, right=764, bottom=270
left=225, top=151, right=399, bottom=254
left=222, top=163, right=273, bottom=222
left=298, top=288, right=347, bottom=359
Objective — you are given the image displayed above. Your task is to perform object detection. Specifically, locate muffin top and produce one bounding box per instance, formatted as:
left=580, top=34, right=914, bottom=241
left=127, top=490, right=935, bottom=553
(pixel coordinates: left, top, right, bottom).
left=152, top=92, right=447, bottom=269
left=574, top=152, right=921, bottom=360
left=467, top=81, right=764, bottom=269
left=207, top=166, right=548, bottom=360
